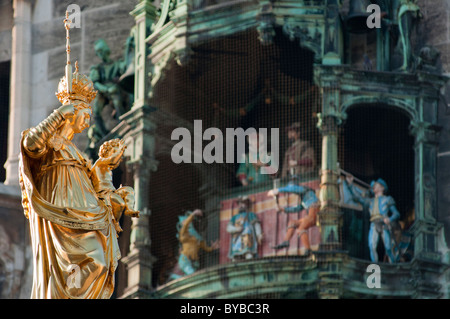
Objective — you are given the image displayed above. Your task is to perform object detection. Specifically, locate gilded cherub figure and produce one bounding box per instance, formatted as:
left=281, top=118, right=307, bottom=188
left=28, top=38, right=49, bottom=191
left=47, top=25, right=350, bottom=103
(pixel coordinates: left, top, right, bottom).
left=91, top=138, right=139, bottom=232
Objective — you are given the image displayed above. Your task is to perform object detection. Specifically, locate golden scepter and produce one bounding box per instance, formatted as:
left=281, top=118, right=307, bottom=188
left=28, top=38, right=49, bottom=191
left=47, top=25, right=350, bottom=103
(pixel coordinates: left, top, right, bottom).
left=63, top=11, right=72, bottom=94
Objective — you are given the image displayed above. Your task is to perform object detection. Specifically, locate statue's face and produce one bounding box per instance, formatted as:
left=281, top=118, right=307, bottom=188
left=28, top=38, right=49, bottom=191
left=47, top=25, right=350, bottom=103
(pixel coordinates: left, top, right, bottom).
left=372, top=182, right=385, bottom=195
left=72, top=107, right=91, bottom=134
left=238, top=201, right=248, bottom=211
left=288, top=129, right=298, bottom=140
left=247, top=133, right=261, bottom=150
left=94, top=41, right=110, bottom=61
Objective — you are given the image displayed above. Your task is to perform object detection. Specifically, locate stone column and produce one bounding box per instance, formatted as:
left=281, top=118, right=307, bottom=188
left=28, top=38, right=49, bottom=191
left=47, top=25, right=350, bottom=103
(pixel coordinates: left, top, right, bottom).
left=4, top=0, right=32, bottom=185
left=408, top=85, right=444, bottom=265
left=375, top=0, right=392, bottom=71
left=119, top=0, right=158, bottom=299
left=120, top=161, right=156, bottom=299
left=171, top=0, right=192, bottom=67
left=408, top=90, right=448, bottom=298
left=314, top=71, right=347, bottom=298
left=409, top=120, right=442, bottom=260
left=316, top=112, right=346, bottom=299
left=119, top=108, right=158, bottom=299
left=131, top=0, right=157, bottom=106
left=317, top=101, right=344, bottom=251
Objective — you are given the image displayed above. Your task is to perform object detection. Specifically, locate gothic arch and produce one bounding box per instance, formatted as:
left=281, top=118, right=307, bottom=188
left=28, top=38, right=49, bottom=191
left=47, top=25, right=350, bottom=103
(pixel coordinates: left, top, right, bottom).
left=340, top=96, right=417, bottom=123
left=338, top=103, right=418, bottom=261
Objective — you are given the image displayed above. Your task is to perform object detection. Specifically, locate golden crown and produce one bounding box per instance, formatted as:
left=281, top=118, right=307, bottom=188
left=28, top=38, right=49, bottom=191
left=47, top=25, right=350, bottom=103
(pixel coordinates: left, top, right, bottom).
left=55, top=12, right=97, bottom=106
left=56, top=62, right=97, bottom=105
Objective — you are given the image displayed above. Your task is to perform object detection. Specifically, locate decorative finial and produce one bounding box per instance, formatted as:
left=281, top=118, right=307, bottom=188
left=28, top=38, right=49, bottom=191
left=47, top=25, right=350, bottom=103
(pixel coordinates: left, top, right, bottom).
left=63, top=11, right=72, bottom=94
left=75, top=61, right=79, bottom=82
left=55, top=12, right=97, bottom=106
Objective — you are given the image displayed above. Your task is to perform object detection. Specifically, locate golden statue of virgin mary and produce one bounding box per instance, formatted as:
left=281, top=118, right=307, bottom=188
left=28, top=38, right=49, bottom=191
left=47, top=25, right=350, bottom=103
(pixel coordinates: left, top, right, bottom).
left=18, top=12, right=137, bottom=299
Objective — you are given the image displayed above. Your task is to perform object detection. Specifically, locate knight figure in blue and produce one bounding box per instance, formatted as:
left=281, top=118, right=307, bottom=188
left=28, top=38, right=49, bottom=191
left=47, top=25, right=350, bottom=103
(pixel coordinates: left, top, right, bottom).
left=345, top=175, right=401, bottom=263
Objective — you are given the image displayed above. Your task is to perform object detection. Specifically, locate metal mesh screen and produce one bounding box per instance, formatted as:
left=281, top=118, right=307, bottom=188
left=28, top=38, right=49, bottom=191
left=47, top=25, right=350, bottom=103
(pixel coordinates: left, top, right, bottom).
left=140, top=27, right=414, bottom=293
left=148, top=28, right=322, bottom=288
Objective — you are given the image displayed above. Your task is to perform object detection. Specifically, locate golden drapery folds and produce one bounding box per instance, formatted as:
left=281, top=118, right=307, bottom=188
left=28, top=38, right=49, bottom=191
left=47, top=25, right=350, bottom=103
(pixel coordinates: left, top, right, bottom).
left=19, top=109, right=121, bottom=299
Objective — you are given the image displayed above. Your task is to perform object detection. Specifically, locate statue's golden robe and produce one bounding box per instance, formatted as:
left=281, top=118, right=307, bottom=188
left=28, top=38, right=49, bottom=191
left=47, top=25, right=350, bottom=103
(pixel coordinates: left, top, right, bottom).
left=19, top=118, right=120, bottom=299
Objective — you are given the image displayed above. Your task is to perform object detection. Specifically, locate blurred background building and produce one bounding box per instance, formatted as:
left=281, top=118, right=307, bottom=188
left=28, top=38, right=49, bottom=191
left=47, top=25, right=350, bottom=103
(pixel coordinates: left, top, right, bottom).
left=0, top=0, right=450, bottom=299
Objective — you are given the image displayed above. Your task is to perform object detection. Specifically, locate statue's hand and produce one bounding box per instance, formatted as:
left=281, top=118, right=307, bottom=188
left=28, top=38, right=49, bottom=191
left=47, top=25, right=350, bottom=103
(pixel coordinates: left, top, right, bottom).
left=57, top=104, right=75, bottom=120
left=192, top=209, right=203, bottom=217
left=210, top=240, right=220, bottom=250
left=108, top=86, right=118, bottom=94
left=257, top=234, right=264, bottom=244
left=119, top=139, right=127, bottom=152
left=267, top=189, right=278, bottom=197
left=345, top=174, right=354, bottom=185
